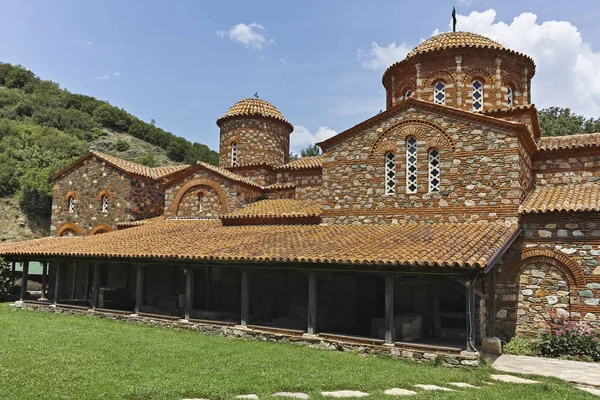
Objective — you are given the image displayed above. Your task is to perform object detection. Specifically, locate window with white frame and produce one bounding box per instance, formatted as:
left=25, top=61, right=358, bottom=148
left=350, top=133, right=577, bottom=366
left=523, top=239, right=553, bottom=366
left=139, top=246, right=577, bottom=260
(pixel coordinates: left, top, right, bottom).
left=507, top=86, right=514, bottom=107
left=472, top=80, right=483, bottom=111
left=403, top=89, right=412, bottom=100
left=406, top=136, right=417, bottom=193
left=68, top=196, right=75, bottom=213
left=197, top=193, right=204, bottom=213
left=428, top=148, right=440, bottom=193
left=385, top=152, right=396, bottom=194
left=433, top=81, right=446, bottom=105
left=101, top=195, right=109, bottom=213
left=231, top=142, right=237, bottom=166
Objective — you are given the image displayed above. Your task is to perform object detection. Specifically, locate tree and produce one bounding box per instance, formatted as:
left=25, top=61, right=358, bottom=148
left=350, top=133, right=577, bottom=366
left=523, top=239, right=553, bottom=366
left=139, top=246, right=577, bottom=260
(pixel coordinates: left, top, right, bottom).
left=115, top=140, right=130, bottom=152
left=0, top=256, right=10, bottom=300
left=538, top=107, right=600, bottom=137
left=300, top=144, right=322, bottom=157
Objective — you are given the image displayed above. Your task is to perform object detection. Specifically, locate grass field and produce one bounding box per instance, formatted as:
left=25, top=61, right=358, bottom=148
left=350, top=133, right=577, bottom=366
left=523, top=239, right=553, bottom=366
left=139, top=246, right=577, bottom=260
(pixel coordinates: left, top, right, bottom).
left=0, top=304, right=594, bottom=400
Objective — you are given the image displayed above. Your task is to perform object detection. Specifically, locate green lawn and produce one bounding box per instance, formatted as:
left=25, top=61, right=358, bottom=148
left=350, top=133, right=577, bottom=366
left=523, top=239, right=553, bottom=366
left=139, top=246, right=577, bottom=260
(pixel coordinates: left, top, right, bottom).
left=0, top=304, right=594, bottom=400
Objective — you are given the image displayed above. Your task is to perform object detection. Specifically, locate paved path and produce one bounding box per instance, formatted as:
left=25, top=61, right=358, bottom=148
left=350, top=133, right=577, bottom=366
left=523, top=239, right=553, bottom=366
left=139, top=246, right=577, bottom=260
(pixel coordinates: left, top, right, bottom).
left=492, top=355, right=600, bottom=387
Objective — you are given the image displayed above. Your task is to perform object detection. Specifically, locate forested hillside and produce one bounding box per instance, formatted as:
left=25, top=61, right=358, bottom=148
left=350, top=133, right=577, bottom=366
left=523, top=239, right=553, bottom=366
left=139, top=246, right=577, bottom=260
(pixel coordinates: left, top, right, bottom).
left=0, top=63, right=218, bottom=226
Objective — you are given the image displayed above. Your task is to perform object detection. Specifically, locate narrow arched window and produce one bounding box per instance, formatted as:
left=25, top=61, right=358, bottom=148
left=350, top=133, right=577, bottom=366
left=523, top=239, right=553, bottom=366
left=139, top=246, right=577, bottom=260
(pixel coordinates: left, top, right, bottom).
left=403, top=89, right=412, bottom=100
left=433, top=81, right=445, bottom=105
left=507, top=86, right=514, bottom=107
left=68, top=196, right=76, bottom=213
left=428, top=148, right=440, bottom=193
left=231, top=142, right=237, bottom=166
left=406, top=137, right=417, bottom=194
left=385, top=152, right=396, bottom=194
left=197, top=193, right=204, bottom=214
left=472, top=80, right=483, bottom=111
left=101, top=195, right=109, bottom=213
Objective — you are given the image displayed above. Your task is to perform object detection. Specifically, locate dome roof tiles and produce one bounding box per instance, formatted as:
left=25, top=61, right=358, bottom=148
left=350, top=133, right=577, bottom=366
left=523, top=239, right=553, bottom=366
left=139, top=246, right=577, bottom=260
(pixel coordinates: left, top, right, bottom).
left=407, top=31, right=505, bottom=57
left=217, top=98, right=292, bottom=129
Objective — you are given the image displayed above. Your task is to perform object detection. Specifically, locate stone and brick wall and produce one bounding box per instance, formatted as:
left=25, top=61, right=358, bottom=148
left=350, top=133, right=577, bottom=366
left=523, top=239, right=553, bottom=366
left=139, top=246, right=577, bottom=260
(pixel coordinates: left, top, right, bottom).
left=533, top=148, right=600, bottom=186
left=218, top=117, right=291, bottom=168
left=321, top=107, right=527, bottom=225
left=276, top=169, right=323, bottom=201
left=228, top=165, right=277, bottom=187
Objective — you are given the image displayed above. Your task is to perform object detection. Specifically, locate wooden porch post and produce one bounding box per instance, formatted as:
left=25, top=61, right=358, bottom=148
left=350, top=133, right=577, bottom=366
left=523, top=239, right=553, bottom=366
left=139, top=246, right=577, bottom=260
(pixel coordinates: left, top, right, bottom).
left=307, top=271, right=317, bottom=335
left=204, top=266, right=212, bottom=311
left=184, top=267, right=194, bottom=320
left=40, top=262, right=48, bottom=300
left=20, top=261, right=29, bottom=302
left=70, top=261, right=77, bottom=300
left=91, top=263, right=100, bottom=309
left=10, top=261, right=16, bottom=285
left=384, top=274, right=395, bottom=344
left=54, top=262, right=62, bottom=306
left=466, top=279, right=475, bottom=352
left=490, top=270, right=497, bottom=337
left=240, top=269, right=249, bottom=326
left=135, top=265, right=144, bottom=314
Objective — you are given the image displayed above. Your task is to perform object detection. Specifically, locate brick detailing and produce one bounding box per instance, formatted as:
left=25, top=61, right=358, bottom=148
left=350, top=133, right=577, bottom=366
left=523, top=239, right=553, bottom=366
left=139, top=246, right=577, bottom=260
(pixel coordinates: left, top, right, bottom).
left=56, top=223, right=82, bottom=237
left=370, top=119, right=456, bottom=157
left=90, top=224, right=113, bottom=235
left=171, top=178, right=229, bottom=216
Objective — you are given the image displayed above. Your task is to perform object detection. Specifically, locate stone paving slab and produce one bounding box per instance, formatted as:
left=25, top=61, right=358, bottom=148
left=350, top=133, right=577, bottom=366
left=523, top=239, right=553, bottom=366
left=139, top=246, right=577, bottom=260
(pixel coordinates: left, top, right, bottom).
left=576, top=386, right=600, bottom=396
left=273, top=392, right=310, bottom=399
left=383, top=388, right=417, bottom=396
left=448, top=382, right=480, bottom=388
left=493, top=355, right=600, bottom=387
left=413, top=384, right=454, bottom=391
left=490, top=375, right=539, bottom=384
left=321, top=390, right=369, bottom=398
left=236, top=395, right=259, bottom=399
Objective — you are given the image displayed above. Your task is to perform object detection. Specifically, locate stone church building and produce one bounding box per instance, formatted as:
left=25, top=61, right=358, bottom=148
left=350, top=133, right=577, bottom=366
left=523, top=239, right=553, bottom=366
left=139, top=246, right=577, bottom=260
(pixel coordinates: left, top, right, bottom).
left=3, top=31, right=599, bottom=363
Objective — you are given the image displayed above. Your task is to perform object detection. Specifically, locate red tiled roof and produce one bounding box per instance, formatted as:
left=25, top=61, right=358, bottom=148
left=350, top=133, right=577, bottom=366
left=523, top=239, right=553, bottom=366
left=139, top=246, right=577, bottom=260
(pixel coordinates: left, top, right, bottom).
left=0, top=220, right=519, bottom=270
left=520, top=183, right=600, bottom=214
left=216, top=98, right=293, bottom=131
left=195, top=161, right=262, bottom=188
left=221, top=199, right=321, bottom=224
left=537, top=133, right=600, bottom=151
left=277, top=156, right=323, bottom=170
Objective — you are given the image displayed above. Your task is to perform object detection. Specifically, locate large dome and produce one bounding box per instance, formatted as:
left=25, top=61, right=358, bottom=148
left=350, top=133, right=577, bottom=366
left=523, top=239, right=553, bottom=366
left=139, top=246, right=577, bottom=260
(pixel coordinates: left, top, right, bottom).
left=216, top=98, right=292, bottom=129
left=407, top=31, right=505, bottom=58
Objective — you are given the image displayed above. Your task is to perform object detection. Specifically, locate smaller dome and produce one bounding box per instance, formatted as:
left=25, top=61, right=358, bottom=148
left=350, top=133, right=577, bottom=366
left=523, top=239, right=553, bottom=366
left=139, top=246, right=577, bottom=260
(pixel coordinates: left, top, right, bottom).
left=407, top=31, right=505, bottom=58
left=217, top=98, right=292, bottom=130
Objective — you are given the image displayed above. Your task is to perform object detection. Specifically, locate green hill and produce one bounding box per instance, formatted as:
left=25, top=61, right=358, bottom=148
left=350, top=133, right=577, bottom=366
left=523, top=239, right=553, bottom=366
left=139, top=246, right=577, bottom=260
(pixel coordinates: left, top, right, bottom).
left=0, top=62, right=218, bottom=237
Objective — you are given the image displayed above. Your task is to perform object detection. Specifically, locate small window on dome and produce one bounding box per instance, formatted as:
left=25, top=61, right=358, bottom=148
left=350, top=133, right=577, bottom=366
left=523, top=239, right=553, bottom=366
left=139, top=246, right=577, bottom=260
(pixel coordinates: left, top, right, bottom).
left=406, top=136, right=417, bottom=194
left=101, top=195, right=109, bottom=213
left=403, top=89, right=412, bottom=100
left=507, top=86, right=514, bottom=107
left=231, top=142, right=237, bottom=167
left=68, top=196, right=76, bottom=214
left=385, top=152, right=396, bottom=194
left=434, top=81, right=446, bottom=105
left=472, top=80, right=483, bottom=111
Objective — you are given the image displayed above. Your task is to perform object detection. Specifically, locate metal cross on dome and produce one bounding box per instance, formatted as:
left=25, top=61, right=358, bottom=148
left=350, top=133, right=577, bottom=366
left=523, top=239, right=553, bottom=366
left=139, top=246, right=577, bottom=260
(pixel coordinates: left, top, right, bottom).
left=452, top=7, right=457, bottom=32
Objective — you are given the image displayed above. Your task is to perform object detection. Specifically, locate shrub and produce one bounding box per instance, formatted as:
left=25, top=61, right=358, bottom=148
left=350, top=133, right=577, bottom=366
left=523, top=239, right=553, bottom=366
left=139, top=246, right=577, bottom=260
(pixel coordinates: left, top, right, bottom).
left=115, top=139, right=130, bottom=152
left=503, top=336, right=540, bottom=356
left=538, top=320, right=600, bottom=362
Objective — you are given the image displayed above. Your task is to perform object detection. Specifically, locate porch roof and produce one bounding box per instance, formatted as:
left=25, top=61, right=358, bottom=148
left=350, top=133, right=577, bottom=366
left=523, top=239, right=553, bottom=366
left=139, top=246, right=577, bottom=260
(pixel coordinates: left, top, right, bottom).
left=0, top=219, right=519, bottom=270
left=520, top=183, right=600, bottom=214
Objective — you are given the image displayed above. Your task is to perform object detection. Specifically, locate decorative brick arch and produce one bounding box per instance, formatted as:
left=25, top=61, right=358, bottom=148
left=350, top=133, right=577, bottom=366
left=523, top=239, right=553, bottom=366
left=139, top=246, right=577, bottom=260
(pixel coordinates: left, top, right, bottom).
left=502, top=74, right=522, bottom=92
left=371, top=140, right=398, bottom=158
left=90, top=224, right=112, bottom=235
left=56, top=223, right=82, bottom=237
left=423, top=71, right=455, bottom=87
left=463, top=69, right=494, bottom=86
left=63, top=191, right=80, bottom=201
left=425, top=137, right=449, bottom=151
left=226, top=136, right=240, bottom=146
left=370, top=119, right=456, bottom=157
left=396, top=80, right=416, bottom=98
left=96, top=189, right=113, bottom=201
left=171, top=179, right=228, bottom=215
left=502, top=249, right=587, bottom=289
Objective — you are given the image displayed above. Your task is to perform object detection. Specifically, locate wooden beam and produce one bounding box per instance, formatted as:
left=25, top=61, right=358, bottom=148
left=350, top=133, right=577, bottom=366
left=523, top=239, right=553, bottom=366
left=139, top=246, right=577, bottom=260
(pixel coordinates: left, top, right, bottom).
left=384, top=274, right=394, bottom=344
left=466, top=280, right=475, bottom=352
left=91, top=263, right=100, bottom=309
left=20, top=261, right=29, bottom=302
left=240, top=270, right=249, bottom=326
left=54, top=262, right=61, bottom=306
left=307, top=272, right=317, bottom=335
left=204, top=266, right=212, bottom=311
left=40, top=262, right=48, bottom=300
left=70, top=261, right=77, bottom=300
left=135, top=265, right=144, bottom=314
left=184, top=267, right=194, bottom=320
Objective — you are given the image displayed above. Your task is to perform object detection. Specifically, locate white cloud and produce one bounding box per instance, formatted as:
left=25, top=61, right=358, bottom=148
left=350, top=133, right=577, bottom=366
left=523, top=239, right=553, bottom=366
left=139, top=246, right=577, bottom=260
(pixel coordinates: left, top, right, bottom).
left=291, top=125, right=337, bottom=153
left=280, top=58, right=288, bottom=66
left=456, top=0, right=476, bottom=5
left=454, top=9, right=600, bottom=116
left=357, top=41, right=411, bottom=71
left=216, top=22, right=273, bottom=50
left=96, top=71, right=122, bottom=80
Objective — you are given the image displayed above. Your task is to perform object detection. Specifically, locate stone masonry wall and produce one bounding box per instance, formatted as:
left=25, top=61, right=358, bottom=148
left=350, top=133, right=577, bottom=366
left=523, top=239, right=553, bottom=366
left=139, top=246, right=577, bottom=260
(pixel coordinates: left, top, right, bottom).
left=277, top=169, right=323, bottom=202
left=321, top=107, right=526, bottom=225
left=218, top=117, right=291, bottom=168
left=175, top=185, right=222, bottom=218
left=130, top=176, right=166, bottom=221
left=533, top=148, right=600, bottom=186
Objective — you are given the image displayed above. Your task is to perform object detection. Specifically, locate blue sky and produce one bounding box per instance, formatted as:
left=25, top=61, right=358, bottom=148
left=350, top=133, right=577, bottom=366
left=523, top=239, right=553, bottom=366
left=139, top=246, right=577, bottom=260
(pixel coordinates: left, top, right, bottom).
left=1, top=0, right=600, bottom=153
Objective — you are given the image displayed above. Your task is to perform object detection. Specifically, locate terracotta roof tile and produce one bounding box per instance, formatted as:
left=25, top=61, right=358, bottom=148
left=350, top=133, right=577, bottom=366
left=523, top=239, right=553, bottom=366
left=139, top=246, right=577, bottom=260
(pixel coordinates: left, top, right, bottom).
left=216, top=98, right=292, bottom=130
left=221, top=200, right=321, bottom=221
left=407, top=32, right=505, bottom=58
left=196, top=161, right=263, bottom=188
left=520, top=183, right=600, bottom=214
left=0, top=220, right=519, bottom=270
left=116, top=216, right=165, bottom=229
left=264, top=182, right=296, bottom=190
left=277, top=156, right=323, bottom=170
left=537, top=133, right=600, bottom=151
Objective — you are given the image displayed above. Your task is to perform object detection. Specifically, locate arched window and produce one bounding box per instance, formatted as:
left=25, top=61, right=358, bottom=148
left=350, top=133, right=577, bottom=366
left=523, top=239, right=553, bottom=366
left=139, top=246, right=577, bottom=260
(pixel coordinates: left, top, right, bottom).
left=507, top=86, right=514, bottom=107
left=472, top=80, right=483, bottom=111
left=433, top=81, right=446, bottom=105
left=385, top=152, right=396, bottom=194
left=197, top=193, right=204, bottom=214
left=101, top=195, right=109, bottom=213
left=68, top=196, right=76, bottom=213
left=231, top=142, right=237, bottom=166
left=403, top=89, right=412, bottom=100
left=428, top=148, right=440, bottom=193
left=406, top=136, right=417, bottom=194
